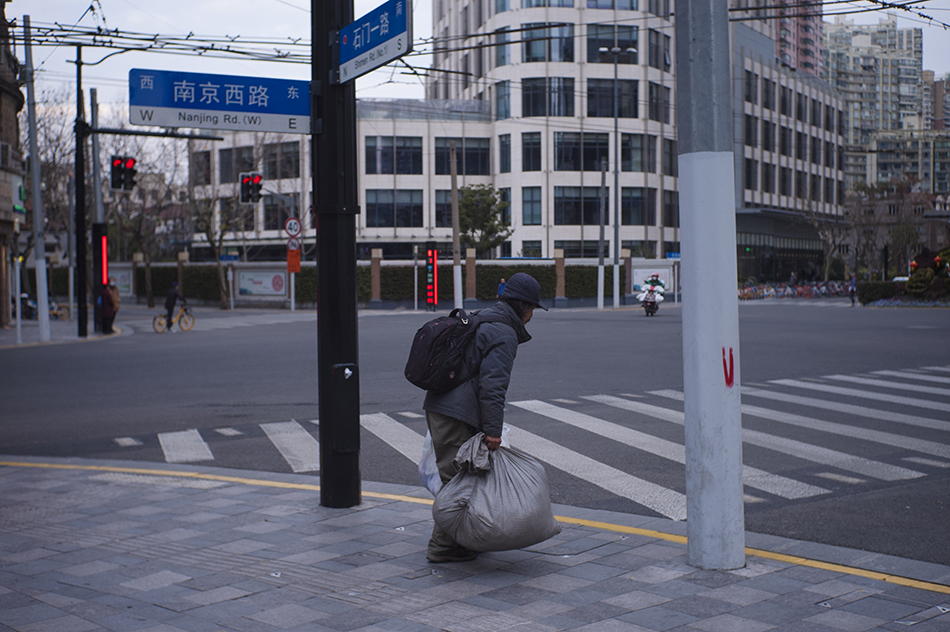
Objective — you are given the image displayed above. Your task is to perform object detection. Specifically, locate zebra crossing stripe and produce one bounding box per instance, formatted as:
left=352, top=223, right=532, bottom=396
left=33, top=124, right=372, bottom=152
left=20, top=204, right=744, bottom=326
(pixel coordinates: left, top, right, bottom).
left=921, top=366, right=950, bottom=373
left=825, top=374, right=950, bottom=398
left=740, top=387, right=950, bottom=433
left=360, top=413, right=425, bottom=463
left=260, top=421, right=320, bottom=473
left=514, top=400, right=829, bottom=499
left=872, top=370, right=950, bottom=385
left=646, top=391, right=950, bottom=461
left=769, top=379, right=950, bottom=413
left=158, top=429, right=214, bottom=463
left=504, top=423, right=688, bottom=521
left=610, top=393, right=924, bottom=482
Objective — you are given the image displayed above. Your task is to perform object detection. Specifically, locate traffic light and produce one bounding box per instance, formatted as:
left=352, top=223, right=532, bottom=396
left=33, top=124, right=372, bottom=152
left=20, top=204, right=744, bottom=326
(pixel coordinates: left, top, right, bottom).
left=110, top=156, right=137, bottom=191
left=110, top=156, right=124, bottom=190
left=122, top=157, right=137, bottom=191
left=239, top=172, right=252, bottom=204
left=249, top=172, right=263, bottom=203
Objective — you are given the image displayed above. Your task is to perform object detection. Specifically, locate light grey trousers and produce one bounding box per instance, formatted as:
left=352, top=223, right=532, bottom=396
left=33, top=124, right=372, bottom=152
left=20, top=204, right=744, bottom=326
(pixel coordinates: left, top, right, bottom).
left=425, top=410, right=478, bottom=555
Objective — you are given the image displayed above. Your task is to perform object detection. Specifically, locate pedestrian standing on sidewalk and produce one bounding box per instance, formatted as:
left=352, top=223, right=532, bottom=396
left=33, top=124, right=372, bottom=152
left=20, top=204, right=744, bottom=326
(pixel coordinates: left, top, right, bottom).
left=496, top=277, right=506, bottom=298
left=107, top=278, right=121, bottom=328
left=422, top=272, right=547, bottom=563
left=848, top=274, right=857, bottom=307
left=100, top=284, right=116, bottom=334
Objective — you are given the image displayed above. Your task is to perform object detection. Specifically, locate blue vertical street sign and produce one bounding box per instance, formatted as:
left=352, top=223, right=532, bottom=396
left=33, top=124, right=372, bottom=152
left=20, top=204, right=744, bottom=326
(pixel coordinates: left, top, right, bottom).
left=129, top=69, right=310, bottom=134
left=338, top=0, right=412, bottom=84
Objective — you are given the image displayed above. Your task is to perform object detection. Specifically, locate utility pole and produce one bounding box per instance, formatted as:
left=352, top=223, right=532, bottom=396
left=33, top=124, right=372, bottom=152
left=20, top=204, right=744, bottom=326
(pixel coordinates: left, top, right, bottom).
left=450, top=141, right=462, bottom=309
left=23, top=16, right=51, bottom=342
left=675, top=0, right=745, bottom=570
left=597, top=157, right=607, bottom=310
left=313, top=0, right=361, bottom=508
left=74, top=46, right=89, bottom=337
left=91, top=88, right=105, bottom=332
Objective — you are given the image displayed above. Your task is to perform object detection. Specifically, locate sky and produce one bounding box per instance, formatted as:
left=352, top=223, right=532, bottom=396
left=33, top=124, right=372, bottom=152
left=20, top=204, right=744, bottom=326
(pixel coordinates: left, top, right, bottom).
left=9, top=0, right=950, bottom=114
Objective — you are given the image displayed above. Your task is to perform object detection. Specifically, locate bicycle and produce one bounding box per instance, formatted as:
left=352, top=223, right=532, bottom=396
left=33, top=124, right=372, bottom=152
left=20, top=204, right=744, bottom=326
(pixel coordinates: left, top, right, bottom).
left=153, top=304, right=194, bottom=333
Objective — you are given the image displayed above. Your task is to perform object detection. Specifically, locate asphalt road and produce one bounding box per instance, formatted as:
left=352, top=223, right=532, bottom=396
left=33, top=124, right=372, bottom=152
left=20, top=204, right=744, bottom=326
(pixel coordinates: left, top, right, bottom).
left=1, top=299, right=948, bottom=567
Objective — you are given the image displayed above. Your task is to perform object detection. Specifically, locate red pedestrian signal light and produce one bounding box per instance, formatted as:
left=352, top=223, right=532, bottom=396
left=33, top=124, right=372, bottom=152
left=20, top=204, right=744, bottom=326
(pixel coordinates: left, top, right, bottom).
left=110, top=155, right=138, bottom=191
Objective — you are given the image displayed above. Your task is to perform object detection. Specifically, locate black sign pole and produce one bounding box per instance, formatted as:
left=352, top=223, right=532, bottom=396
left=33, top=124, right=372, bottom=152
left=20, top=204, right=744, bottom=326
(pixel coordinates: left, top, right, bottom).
left=313, top=0, right=361, bottom=508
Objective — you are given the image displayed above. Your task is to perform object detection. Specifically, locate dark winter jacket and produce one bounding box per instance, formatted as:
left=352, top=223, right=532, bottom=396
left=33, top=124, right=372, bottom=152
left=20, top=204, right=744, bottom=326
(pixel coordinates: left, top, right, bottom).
left=165, top=287, right=184, bottom=311
left=100, top=288, right=115, bottom=319
left=423, top=301, right=531, bottom=437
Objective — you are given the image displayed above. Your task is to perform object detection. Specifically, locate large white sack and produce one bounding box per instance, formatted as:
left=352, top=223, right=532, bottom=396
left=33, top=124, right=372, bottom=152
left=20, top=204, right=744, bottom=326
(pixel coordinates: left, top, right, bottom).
left=432, top=433, right=561, bottom=552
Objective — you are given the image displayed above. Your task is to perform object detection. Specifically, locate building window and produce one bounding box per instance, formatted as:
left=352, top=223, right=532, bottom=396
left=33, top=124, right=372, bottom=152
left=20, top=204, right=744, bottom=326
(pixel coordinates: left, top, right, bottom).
left=762, top=120, right=774, bottom=152
left=554, top=240, right=607, bottom=258
left=220, top=199, right=255, bottom=231
left=495, top=0, right=509, bottom=13
left=435, top=190, right=452, bottom=227
left=523, top=77, right=574, bottom=117
left=524, top=0, right=573, bottom=6
left=762, top=79, right=775, bottom=110
left=824, top=104, right=835, bottom=132
left=647, top=0, right=669, bottom=18
left=523, top=132, right=542, bottom=171
left=780, top=86, right=791, bottom=116
left=810, top=174, right=821, bottom=202
left=522, top=23, right=574, bottom=63
left=499, top=187, right=511, bottom=225
left=584, top=133, right=610, bottom=172
left=744, top=115, right=758, bottom=147
left=811, top=98, right=821, bottom=127
left=621, top=187, right=656, bottom=225
left=587, top=25, right=637, bottom=64
left=648, top=83, right=670, bottom=123
left=810, top=136, right=821, bottom=165
left=499, top=134, right=511, bottom=173
left=435, top=137, right=491, bottom=175
left=219, top=146, right=254, bottom=183
left=554, top=186, right=606, bottom=225
left=191, top=150, right=211, bottom=185
left=796, top=132, right=807, bottom=161
left=762, top=163, right=775, bottom=193
left=662, top=139, right=676, bottom=176
left=495, top=80, right=510, bottom=120
left=824, top=140, right=835, bottom=169
left=744, top=71, right=758, bottom=104
left=263, top=141, right=300, bottom=180
left=366, top=190, right=394, bottom=227
left=796, top=92, right=807, bottom=122
left=264, top=193, right=298, bottom=231
left=522, top=240, right=542, bottom=257
left=647, top=30, right=670, bottom=71
left=795, top=170, right=807, bottom=198
left=744, top=159, right=758, bottom=191
left=621, top=133, right=656, bottom=172
left=824, top=177, right=834, bottom=203
left=663, top=191, right=678, bottom=227
left=523, top=187, right=542, bottom=225
left=495, top=29, right=510, bottom=67
left=779, top=167, right=791, bottom=196
left=780, top=126, right=792, bottom=157
left=588, top=79, right=637, bottom=118
left=396, top=190, right=424, bottom=227
left=555, top=132, right=582, bottom=171
left=588, top=0, right=637, bottom=7
left=365, top=137, right=392, bottom=174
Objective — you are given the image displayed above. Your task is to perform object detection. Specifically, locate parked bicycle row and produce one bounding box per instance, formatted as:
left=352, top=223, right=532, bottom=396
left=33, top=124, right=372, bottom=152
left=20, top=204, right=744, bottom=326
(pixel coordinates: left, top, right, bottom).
left=738, top=281, right=849, bottom=300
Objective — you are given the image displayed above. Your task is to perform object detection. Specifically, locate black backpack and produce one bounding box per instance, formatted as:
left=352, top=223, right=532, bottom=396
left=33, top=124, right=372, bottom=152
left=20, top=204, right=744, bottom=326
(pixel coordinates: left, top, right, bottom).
left=405, top=308, right=505, bottom=393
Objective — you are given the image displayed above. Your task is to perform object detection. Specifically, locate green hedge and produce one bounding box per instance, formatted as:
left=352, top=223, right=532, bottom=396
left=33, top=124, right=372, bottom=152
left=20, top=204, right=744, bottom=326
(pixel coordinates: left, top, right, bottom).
left=856, top=281, right=896, bottom=305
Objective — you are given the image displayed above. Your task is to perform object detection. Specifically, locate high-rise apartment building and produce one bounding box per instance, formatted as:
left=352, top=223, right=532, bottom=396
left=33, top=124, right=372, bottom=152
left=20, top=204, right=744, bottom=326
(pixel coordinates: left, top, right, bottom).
left=774, top=0, right=824, bottom=75
left=822, top=15, right=923, bottom=187
left=923, top=70, right=950, bottom=130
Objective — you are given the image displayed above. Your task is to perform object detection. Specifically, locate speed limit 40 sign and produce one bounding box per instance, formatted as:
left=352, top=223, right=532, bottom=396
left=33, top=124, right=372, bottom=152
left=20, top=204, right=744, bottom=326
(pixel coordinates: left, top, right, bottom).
left=284, top=217, right=302, bottom=237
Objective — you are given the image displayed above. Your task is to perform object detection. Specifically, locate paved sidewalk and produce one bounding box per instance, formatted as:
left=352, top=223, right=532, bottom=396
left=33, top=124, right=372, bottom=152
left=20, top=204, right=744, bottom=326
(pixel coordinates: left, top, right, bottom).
left=1, top=457, right=948, bottom=632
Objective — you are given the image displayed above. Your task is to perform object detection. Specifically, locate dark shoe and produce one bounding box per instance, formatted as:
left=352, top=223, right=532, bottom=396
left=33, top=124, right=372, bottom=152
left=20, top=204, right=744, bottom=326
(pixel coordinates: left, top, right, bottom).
left=427, top=547, right=480, bottom=563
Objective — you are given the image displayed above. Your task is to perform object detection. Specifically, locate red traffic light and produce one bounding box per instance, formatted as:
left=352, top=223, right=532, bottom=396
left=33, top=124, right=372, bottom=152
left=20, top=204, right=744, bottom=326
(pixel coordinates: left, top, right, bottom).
left=112, top=157, right=123, bottom=168
left=124, top=157, right=136, bottom=169
left=252, top=174, right=262, bottom=185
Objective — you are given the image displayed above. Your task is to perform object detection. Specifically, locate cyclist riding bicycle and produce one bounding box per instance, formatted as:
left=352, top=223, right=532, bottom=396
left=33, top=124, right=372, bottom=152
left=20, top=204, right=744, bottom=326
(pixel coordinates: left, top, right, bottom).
left=164, top=282, right=186, bottom=331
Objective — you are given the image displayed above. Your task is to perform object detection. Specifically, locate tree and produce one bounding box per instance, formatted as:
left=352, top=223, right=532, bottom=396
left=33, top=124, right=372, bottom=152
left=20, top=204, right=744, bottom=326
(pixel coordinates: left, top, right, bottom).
left=800, top=203, right=851, bottom=281
left=458, top=184, right=512, bottom=257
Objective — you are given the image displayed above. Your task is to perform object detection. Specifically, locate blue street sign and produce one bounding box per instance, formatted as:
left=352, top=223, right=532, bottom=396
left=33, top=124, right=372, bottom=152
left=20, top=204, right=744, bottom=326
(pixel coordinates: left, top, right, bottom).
left=219, top=254, right=240, bottom=262
left=666, top=252, right=681, bottom=259
left=338, top=0, right=412, bottom=84
left=129, top=69, right=310, bottom=134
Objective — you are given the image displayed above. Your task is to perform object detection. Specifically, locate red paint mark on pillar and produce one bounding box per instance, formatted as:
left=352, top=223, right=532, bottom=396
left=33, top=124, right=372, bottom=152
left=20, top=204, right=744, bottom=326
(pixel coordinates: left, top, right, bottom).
left=722, top=347, right=735, bottom=388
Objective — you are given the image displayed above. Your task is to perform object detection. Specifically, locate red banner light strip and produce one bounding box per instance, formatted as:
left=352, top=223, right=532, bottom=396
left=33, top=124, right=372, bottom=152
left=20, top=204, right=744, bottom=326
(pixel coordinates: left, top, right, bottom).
left=101, top=235, right=109, bottom=285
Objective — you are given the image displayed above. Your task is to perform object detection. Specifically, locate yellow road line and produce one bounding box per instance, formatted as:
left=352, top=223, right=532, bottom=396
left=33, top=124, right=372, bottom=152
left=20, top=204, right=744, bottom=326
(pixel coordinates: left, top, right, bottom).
left=2, top=459, right=948, bottom=596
